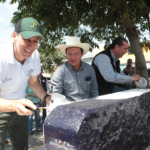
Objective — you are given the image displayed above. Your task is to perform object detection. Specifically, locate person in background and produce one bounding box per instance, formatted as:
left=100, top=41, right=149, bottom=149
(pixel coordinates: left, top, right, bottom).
left=124, top=65, right=133, bottom=76
left=5, top=133, right=11, bottom=144
left=50, top=84, right=53, bottom=93
left=38, top=69, right=50, bottom=122
left=124, top=65, right=136, bottom=88
left=26, top=84, right=42, bottom=134
left=123, top=59, right=135, bottom=75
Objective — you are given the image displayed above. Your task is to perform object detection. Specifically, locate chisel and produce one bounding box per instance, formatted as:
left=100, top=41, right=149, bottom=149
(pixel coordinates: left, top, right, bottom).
left=26, top=106, right=49, bottom=111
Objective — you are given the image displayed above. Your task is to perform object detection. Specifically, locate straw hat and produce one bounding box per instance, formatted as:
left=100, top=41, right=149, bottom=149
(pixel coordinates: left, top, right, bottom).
left=59, top=36, right=89, bottom=55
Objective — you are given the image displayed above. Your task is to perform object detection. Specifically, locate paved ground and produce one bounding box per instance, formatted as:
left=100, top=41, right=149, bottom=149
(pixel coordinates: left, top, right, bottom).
left=5, top=111, right=45, bottom=150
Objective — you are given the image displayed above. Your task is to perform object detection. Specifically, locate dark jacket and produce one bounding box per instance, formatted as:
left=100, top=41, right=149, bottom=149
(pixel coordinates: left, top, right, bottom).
left=40, top=76, right=47, bottom=92
left=91, top=48, right=120, bottom=95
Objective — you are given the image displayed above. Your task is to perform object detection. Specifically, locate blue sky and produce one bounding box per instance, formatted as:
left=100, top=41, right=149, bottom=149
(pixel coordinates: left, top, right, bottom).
left=0, top=0, right=18, bottom=49
left=0, top=0, right=18, bottom=50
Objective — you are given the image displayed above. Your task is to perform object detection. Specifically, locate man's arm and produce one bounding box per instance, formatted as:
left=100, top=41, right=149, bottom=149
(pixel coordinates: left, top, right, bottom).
left=120, top=67, right=126, bottom=75
left=94, top=55, right=140, bottom=83
left=0, top=90, right=36, bottom=115
left=0, top=63, right=36, bottom=115
left=120, top=66, right=140, bottom=82
left=28, top=75, right=51, bottom=106
left=51, top=66, right=64, bottom=94
left=90, top=67, right=99, bottom=98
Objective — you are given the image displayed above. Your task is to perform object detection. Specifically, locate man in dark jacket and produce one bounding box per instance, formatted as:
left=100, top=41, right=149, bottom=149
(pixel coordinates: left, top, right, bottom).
left=92, top=37, right=140, bottom=96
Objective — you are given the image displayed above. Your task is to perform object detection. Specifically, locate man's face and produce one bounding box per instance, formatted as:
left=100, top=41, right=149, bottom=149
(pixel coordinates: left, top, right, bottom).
left=115, top=41, right=128, bottom=58
left=127, top=59, right=132, bottom=65
left=126, top=66, right=132, bottom=74
left=13, top=32, right=39, bottom=63
left=66, top=47, right=83, bottom=68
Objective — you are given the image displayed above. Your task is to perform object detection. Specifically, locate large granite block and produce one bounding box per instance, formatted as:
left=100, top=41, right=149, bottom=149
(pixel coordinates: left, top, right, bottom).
left=38, top=89, right=150, bottom=150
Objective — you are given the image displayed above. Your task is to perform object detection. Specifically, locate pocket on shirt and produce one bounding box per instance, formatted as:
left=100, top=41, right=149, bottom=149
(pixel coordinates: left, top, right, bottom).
left=82, top=80, right=92, bottom=92
left=64, top=81, right=75, bottom=92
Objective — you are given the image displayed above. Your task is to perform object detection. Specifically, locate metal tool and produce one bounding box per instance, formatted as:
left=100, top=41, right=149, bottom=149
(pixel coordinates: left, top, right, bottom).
left=37, top=107, right=49, bottom=109
left=25, top=106, right=49, bottom=111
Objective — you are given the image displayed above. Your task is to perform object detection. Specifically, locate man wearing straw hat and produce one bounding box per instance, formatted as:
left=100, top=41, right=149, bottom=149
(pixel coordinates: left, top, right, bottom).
left=51, top=36, right=99, bottom=101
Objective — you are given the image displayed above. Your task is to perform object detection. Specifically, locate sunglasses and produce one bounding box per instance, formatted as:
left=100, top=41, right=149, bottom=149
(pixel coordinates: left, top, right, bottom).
left=128, top=61, right=132, bottom=63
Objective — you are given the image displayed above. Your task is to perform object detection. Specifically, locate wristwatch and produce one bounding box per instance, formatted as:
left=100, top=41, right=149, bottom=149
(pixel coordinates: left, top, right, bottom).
left=43, top=94, right=50, bottom=103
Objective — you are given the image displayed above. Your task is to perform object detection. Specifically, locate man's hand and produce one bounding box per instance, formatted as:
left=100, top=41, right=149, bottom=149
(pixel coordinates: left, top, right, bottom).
left=131, top=74, right=140, bottom=82
left=13, top=99, right=37, bottom=116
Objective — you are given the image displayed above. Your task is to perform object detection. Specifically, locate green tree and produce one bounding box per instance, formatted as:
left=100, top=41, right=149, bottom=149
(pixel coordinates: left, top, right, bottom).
left=1, top=0, right=150, bottom=86
left=39, top=47, right=66, bottom=73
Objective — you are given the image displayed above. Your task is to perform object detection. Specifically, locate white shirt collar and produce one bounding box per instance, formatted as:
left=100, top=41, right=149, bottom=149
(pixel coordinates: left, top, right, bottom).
left=110, top=49, right=118, bottom=62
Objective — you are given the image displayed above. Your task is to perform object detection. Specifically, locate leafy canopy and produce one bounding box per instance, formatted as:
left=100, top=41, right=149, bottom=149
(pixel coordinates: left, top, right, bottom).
left=1, top=0, right=150, bottom=52
left=39, top=47, right=66, bottom=73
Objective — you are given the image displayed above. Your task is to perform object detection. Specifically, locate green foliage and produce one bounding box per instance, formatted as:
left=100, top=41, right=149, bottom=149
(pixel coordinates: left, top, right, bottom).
left=39, top=47, right=66, bottom=73
left=0, top=0, right=7, bottom=3
left=1, top=0, right=150, bottom=52
left=140, top=37, right=150, bottom=52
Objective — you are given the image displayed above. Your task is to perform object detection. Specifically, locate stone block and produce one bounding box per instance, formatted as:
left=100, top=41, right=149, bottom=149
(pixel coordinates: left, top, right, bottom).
left=38, top=90, right=150, bottom=150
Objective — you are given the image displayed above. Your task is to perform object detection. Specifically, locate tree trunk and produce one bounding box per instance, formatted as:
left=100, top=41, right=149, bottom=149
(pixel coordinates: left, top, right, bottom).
left=120, top=14, right=149, bottom=88
left=114, top=0, right=149, bottom=88
left=135, top=57, right=140, bottom=75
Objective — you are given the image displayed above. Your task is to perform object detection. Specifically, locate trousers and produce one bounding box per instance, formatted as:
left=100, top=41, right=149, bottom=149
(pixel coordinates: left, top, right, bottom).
left=0, top=112, right=28, bottom=150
